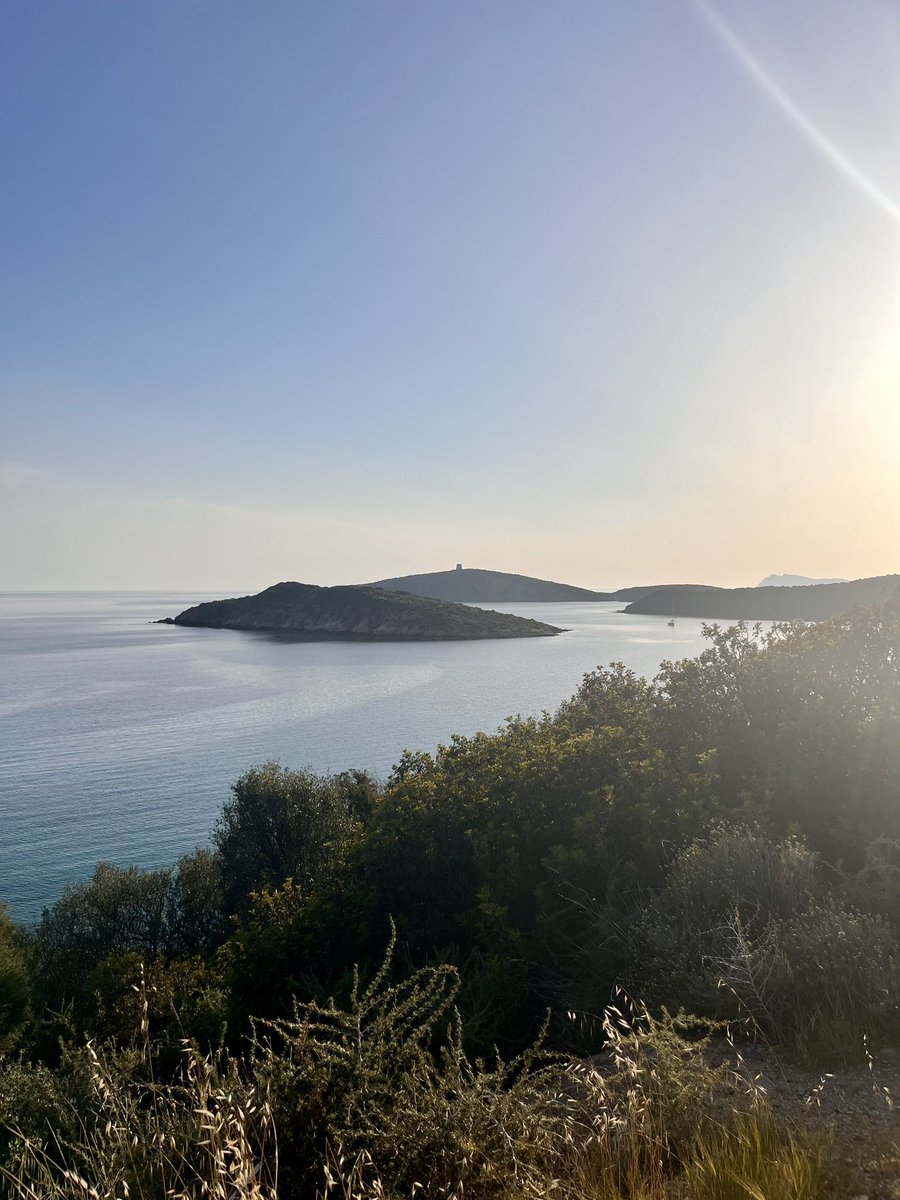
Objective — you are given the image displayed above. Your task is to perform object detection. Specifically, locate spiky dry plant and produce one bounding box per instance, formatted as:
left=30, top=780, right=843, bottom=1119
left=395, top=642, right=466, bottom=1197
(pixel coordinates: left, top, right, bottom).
left=249, top=922, right=592, bottom=1200
left=307, top=993, right=825, bottom=1200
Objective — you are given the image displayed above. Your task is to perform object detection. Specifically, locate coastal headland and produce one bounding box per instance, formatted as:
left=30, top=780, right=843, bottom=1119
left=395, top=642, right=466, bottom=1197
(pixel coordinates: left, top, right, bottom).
left=623, top=574, right=900, bottom=620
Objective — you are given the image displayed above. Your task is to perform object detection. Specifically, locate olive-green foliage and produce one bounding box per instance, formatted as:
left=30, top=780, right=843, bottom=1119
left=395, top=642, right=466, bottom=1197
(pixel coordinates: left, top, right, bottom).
left=296, top=676, right=714, bottom=1047
left=0, top=908, right=29, bottom=1058
left=32, top=851, right=225, bottom=1018
left=655, top=598, right=900, bottom=861
left=630, top=827, right=823, bottom=1015
left=630, top=828, right=900, bottom=1058
left=221, top=878, right=325, bottom=1022
left=87, top=954, right=228, bottom=1053
left=164, top=847, right=226, bottom=957
left=32, top=863, right=166, bottom=1012
left=0, top=1056, right=84, bottom=1185
left=214, top=764, right=374, bottom=916
left=724, top=900, right=900, bottom=1059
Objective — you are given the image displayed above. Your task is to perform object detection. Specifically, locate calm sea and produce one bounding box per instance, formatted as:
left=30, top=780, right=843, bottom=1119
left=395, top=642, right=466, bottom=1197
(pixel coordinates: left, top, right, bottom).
left=0, top=591, right=712, bottom=923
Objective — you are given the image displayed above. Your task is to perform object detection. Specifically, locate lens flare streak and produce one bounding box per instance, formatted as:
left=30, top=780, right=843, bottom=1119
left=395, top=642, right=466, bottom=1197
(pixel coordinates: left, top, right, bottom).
left=694, top=0, right=900, bottom=226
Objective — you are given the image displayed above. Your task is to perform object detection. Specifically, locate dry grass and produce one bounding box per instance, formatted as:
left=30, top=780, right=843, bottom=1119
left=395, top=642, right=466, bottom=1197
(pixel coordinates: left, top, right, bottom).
left=2, top=973, right=277, bottom=1200
left=1, top=962, right=829, bottom=1200
left=686, top=1113, right=826, bottom=1200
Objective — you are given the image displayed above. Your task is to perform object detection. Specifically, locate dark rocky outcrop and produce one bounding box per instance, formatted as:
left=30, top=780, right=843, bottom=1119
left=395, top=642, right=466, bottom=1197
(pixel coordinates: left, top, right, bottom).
left=160, top=582, right=563, bottom=641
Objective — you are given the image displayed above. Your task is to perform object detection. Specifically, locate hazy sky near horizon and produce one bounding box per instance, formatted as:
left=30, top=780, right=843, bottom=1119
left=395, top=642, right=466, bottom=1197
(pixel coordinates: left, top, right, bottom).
left=3, top=0, right=900, bottom=591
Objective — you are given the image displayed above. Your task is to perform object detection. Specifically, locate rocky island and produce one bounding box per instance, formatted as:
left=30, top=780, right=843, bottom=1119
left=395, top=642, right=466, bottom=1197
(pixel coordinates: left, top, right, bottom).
left=159, top=581, right=564, bottom=641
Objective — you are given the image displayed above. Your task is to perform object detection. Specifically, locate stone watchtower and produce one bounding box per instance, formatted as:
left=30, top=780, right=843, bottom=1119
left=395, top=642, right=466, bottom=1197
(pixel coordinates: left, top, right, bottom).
left=456, top=563, right=462, bottom=571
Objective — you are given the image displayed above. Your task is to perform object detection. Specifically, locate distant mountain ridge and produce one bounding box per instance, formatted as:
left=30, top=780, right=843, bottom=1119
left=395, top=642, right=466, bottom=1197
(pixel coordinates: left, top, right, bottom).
left=366, top=568, right=611, bottom=603
left=160, top=582, right=563, bottom=641
left=757, top=574, right=847, bottom=588
left=624, top=575, right=899, bottom=621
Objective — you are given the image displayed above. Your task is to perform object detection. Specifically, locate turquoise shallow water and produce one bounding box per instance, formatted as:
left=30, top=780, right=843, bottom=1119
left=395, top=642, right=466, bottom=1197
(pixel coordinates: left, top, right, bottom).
left=0, top=591, right=712, bottom=922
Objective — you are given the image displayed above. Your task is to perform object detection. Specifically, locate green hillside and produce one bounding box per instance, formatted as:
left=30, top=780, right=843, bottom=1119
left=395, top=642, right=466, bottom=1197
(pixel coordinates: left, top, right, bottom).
left=623, top=573, right=899, bottom=619
left=367, top=567, right=610, bottom=602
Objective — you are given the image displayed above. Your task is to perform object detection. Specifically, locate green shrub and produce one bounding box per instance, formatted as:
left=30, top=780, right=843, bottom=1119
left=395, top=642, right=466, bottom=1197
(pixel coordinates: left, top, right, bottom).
left=248, top=924, right=580, bottom=1200
left=630, top=828, right=900, bottom=1057
left=629, top=827, right=822, bottom=1018
left=86, top=953, right=228, bottom=1052
left=215, top=764, right=373, bottom=916
left=32, top=864, right=172, bottom=1012
left=0, top=908, right=29, bottom=1057
left=843, top=836, right=900, bottom=924
left=0, top=1058, right=82, bottom=1184
left=165, top=847, right=227, bottom=957
left=724, top=900, right=900, bottom=1058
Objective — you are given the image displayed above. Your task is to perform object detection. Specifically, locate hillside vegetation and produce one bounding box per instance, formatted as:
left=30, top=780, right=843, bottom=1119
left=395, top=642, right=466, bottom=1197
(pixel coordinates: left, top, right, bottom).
left=2, top=596, right=899, bottom=1198
left=366, top=567, right=610, bottom=602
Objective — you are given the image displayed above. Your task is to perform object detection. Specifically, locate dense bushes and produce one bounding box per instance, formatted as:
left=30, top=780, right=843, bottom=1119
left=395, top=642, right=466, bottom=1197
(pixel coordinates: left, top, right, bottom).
left=249, top=927, right=581, bottom=1200
left=653, top=605, right=900, bottom=859
left=31, top=850, right=225, bottom=1016
left=724, top=900, right=900, bottom=1056
left=628, top=827, right=900, bottom=1055
left=2, top=597, right=899, bottom=1193
left=215, top=765, right=376, bottom=916
left=0, top=910, right=28, bottom=1058
left=628, top=827, right=823, bottom=1013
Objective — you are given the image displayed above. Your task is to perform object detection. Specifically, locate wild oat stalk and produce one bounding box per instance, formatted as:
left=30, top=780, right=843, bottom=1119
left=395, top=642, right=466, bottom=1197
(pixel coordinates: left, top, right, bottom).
left=2, top=974, right=277, bottom=1200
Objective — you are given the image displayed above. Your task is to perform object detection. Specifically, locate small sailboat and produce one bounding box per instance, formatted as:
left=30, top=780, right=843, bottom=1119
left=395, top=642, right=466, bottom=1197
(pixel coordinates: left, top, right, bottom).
left=667, top=599, right=676, bottom=627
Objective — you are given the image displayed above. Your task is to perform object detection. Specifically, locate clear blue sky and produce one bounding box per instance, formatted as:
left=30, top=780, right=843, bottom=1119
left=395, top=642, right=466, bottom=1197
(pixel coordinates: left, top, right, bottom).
left=3, top=1, right=899, bottom=589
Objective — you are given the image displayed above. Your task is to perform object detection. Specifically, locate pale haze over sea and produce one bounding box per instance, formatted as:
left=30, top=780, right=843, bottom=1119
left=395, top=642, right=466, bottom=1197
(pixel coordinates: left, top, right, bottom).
left=1, top=591, right=716, bottom=923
